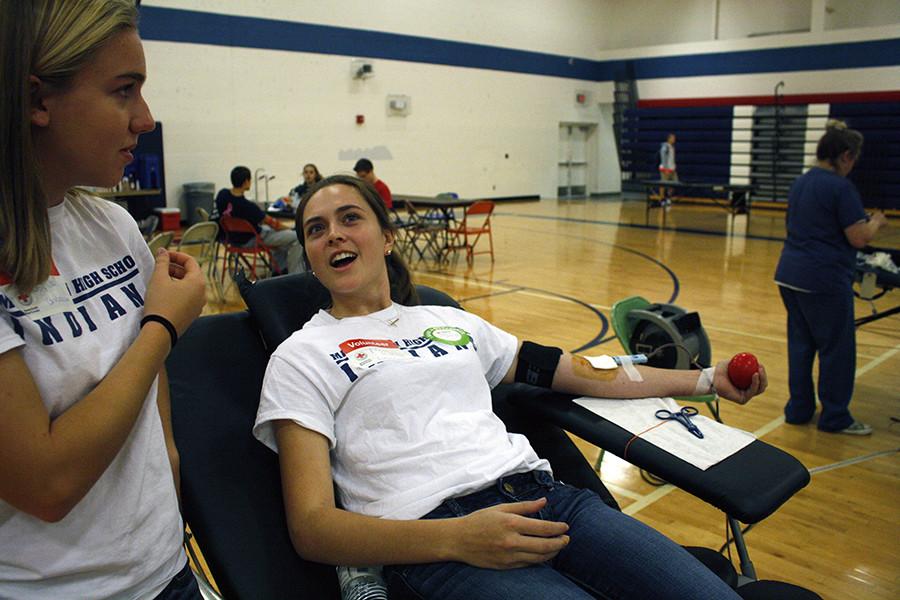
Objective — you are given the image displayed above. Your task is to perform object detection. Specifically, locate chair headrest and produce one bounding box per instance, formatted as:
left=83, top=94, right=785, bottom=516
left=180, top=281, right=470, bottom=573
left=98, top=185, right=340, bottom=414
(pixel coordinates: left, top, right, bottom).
left=239, top=272, right=330, bottom=352
left=239, top=272, right=461, bottom=353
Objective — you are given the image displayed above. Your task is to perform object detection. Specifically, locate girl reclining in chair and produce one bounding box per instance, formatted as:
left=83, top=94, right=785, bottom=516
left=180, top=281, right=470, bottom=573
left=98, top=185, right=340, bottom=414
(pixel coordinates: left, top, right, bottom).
left=253, top=175, right=767, bottom=600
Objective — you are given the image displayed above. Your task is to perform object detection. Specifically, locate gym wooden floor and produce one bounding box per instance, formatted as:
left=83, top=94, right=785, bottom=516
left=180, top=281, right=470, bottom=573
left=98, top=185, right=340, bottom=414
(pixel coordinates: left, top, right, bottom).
left=201, top=196, right=899, bottom=599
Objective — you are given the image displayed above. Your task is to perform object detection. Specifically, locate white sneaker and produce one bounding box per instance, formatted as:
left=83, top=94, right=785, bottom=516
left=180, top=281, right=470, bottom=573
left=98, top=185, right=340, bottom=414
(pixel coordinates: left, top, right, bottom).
left=837, top=421, right=873, bottom=435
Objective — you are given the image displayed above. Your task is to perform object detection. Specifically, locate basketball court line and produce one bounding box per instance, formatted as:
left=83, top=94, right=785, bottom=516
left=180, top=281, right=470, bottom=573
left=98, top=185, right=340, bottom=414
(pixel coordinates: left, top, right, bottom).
left=751, top=340, right=900, bottom=440
left=808, top=448, right=899, bottom=475
left=599, top=481, right=645, bottom=502
left=497, top=210, right=787, bottom=243
left=456, top=287, right=525, bottom=303
left=621, top=484, right=677, bottom=516
left=855, top=341, right=900, bottom=378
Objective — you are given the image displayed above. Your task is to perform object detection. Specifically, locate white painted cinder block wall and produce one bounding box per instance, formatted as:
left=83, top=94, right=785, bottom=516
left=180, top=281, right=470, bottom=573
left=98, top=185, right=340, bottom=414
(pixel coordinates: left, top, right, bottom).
left=139, top=0, right=899, bottom=209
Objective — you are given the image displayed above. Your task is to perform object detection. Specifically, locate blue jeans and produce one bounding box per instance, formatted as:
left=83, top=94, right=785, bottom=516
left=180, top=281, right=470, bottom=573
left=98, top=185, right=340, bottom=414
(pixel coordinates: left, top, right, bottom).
left=385, top=471, right=740, bottom=600
left=153, top=561, right=202, bottom=600
left=779, top=286, right=856, bottom=431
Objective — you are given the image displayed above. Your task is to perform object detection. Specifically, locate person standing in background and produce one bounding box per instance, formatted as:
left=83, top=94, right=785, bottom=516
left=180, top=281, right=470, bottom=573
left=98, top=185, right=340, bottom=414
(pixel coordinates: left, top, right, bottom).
left=658, top=132, right=677, bottom=205
left=774, top=121, right=887, bottom=436
left=354, top=158, right=392, bottom=209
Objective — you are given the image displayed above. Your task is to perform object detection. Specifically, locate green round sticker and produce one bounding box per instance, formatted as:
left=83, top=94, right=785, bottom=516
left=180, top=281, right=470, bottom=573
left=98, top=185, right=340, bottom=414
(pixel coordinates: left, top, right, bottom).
left=423, top=326, right=471, bottom=346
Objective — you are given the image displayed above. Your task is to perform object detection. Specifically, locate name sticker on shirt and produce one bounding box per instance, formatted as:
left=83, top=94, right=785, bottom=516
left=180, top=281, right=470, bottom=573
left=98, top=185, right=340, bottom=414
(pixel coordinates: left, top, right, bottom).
left=340, top=338, right=409, bottom=370
left=1, top=274, right=75, bottom=320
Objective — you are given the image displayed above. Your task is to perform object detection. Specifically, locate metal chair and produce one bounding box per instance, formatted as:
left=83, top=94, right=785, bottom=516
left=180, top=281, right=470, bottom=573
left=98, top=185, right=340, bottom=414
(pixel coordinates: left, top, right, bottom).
left=177, top=221, right=222, bottom=301
left=388, top=207, right=414, bottom=260
left=443, top=200, right=495, bottom=264
left=138, top=214, right=160, bottom=239
left=195, top=207, right=210, bottom=222
left=218, top=215, right=274, bottom=283
left=147, top=231, right=174, bottom=254
left=400, top=201, right=446, bottom=266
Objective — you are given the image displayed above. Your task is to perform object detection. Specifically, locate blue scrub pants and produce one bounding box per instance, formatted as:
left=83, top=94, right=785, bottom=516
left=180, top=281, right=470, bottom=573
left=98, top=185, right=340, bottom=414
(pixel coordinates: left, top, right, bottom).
left=385, top=471, right=739, bottom=600
left=779, top=286, right=856, bottom=431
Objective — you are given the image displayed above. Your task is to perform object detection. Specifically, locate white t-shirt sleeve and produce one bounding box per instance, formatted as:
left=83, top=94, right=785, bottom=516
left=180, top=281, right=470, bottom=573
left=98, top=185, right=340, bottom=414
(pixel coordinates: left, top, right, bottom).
left=254, top=353, right=337, bottom=452
left=464, top=312, right=518, bottom=388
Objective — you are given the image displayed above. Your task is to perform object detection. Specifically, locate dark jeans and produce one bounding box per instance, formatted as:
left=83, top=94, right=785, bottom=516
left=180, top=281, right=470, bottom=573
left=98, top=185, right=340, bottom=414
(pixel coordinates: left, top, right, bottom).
left=779, top=286, right=856, bottom=431
left=385, top=471, right=739, bottom=600
left=153, top=560, right=202, bottom=600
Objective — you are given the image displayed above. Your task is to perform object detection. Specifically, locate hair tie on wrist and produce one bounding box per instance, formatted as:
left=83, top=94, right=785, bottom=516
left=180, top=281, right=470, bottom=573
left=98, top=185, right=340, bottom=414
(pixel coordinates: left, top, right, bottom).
left=140, top=314, right=178, bottom=348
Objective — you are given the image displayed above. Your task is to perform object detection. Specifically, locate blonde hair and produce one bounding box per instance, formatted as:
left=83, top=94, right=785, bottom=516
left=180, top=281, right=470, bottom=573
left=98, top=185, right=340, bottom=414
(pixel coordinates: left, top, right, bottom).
left=0, top=0, right=138, bottom=293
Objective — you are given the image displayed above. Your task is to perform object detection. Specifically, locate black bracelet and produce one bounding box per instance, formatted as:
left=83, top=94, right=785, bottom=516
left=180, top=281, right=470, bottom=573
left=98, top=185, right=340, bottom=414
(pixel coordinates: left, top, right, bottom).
left=140, top=314, right=178, bottom=348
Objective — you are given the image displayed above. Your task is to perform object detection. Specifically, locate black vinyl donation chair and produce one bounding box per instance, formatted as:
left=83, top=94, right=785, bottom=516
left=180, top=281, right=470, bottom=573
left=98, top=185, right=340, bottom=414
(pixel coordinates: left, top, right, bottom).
left=167, top=273, right=818, bottom=599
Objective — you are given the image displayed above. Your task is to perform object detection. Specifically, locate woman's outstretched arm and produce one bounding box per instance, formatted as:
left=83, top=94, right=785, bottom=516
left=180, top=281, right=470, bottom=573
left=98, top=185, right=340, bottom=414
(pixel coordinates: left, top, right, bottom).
left=501, top=342, right=767, bottom=404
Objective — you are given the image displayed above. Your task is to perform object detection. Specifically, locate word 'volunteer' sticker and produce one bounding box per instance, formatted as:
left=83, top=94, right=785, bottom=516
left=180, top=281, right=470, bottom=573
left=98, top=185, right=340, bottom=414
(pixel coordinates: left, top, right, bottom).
left=339, top=338, right=409, bottom=370
left=423, top=326, right=471, bottom=346
left=0, top=264, right=75, bottom=320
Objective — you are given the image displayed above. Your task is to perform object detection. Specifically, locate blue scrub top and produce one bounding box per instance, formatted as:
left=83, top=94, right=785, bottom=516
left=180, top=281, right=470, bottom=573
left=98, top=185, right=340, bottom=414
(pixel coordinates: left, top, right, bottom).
left=774, top=167, right=867, bottom=294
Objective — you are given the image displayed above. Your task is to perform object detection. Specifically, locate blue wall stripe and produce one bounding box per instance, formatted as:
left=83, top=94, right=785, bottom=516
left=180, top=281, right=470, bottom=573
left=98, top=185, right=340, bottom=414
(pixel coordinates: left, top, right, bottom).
left=630, top=38, right=900, bottom=79
left=139, top=7, right=900, bottom=82
left=138, top=6, right=603, bottom=80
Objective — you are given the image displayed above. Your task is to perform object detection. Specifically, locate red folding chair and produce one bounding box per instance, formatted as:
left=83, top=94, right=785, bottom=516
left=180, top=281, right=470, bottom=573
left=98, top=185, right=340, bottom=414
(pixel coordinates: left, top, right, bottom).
left=442, top=200, right=495, bottom=264
left=218, top=215, right=274, bottom=282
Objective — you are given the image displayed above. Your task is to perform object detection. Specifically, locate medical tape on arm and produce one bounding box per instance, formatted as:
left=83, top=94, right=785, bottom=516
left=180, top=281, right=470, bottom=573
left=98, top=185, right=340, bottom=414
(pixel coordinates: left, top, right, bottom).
left=615, top=355, right=643, bottom=383
left=693, top=366, right=716, bottom=396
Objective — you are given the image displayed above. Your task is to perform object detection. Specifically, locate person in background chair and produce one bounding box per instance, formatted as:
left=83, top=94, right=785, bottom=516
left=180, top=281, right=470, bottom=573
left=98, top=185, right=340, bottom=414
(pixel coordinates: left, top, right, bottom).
left=290, top=163, right=323, bottom=200
left=215, top=165, right=304, bottom=274
left=0, top=1, right=207, bottom=597
left=353, top=158, right=392, bottom=209
left=254, top=174, right=767, bottom=600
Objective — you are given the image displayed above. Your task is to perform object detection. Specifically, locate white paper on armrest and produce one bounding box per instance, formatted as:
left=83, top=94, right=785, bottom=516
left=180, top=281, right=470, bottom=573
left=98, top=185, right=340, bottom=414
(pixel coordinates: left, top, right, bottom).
left=573, top=396, right=756, bottom=470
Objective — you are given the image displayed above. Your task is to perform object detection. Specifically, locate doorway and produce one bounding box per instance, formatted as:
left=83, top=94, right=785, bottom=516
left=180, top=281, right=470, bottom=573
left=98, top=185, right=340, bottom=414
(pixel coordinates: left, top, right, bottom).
left=558, top=123, right=596, bottom=198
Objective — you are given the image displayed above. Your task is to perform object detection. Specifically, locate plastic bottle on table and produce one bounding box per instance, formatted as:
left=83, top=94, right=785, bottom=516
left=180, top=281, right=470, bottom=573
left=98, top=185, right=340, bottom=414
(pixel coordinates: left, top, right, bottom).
left=336, top=565, right=388, bottom=600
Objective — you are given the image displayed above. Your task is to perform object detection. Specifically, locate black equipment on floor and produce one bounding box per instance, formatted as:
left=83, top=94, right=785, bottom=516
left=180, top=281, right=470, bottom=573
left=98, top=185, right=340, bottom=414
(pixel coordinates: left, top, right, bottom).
left=628, top=303, right=712, bottom=369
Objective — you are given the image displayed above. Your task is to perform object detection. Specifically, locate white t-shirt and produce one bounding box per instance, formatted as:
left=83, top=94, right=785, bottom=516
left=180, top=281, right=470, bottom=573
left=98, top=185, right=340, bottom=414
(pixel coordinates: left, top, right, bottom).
left=0, top=194, right=184, bottom=599
left=659, top=141, right=676, bottom=171
left=254, top=303, right=551, bottom=521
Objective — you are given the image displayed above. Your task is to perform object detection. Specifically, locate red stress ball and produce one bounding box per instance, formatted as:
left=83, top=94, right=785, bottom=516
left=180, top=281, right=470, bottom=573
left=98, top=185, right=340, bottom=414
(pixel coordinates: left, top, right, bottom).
left=728, top=353, right=759, bottom=390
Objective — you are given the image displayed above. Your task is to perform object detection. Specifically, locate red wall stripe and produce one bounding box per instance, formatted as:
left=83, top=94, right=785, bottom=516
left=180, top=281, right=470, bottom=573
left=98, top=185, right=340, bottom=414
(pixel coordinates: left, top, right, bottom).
left=638, top=90, right=900, bottom=108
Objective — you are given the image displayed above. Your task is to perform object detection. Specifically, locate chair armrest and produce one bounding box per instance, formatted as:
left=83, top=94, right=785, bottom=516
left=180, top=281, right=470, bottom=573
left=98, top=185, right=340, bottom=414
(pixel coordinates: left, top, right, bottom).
left=501, top=384, right=810, bottom=523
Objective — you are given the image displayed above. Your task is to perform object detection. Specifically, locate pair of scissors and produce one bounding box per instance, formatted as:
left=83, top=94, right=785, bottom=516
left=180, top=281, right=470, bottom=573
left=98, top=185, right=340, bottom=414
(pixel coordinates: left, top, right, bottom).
left=655, top=406, right=704, bottom=439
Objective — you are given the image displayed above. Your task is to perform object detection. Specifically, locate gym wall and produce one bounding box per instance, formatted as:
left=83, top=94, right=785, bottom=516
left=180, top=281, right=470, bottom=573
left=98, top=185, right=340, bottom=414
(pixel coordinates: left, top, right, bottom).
left=138, top=0, right=899, bottom=210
